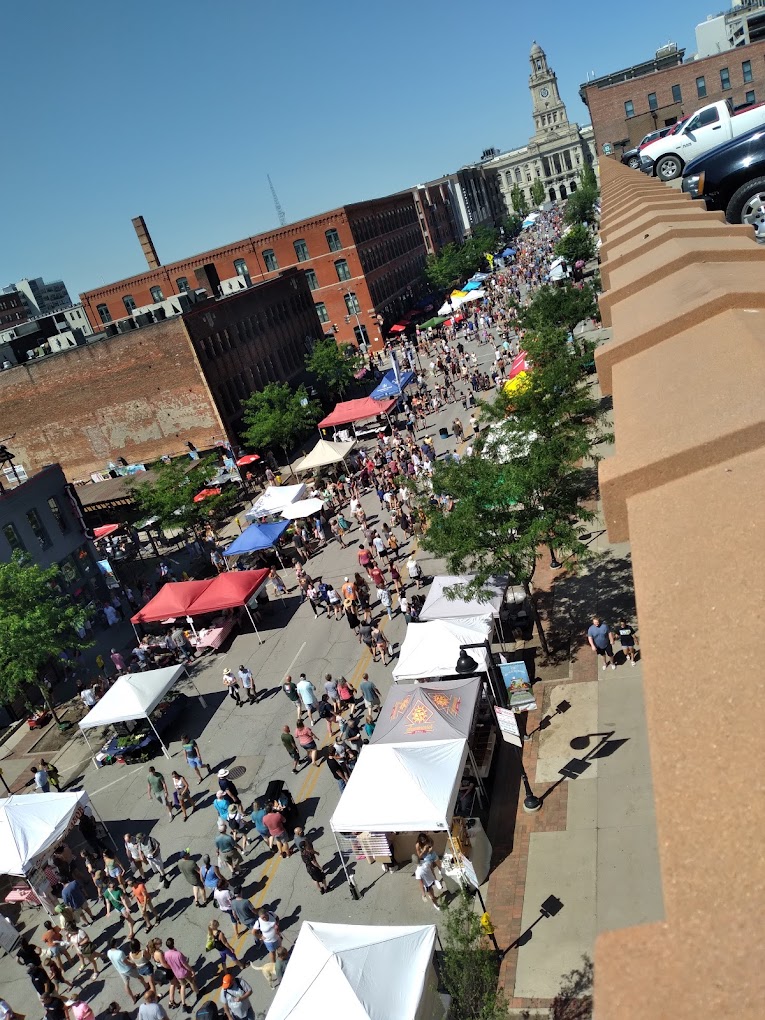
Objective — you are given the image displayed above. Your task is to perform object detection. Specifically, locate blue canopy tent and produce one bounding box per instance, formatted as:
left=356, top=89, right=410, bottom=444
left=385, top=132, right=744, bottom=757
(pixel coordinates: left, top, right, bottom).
left=463, top=281, right=482, bottom=291
left=223, top=520, right=290, bottom=566
left=370, top=368, right=415, bottom=400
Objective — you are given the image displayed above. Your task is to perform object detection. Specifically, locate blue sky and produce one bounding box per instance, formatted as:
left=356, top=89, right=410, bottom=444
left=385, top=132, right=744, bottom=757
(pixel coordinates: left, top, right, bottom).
left=1, top=0, right=705, bottom=297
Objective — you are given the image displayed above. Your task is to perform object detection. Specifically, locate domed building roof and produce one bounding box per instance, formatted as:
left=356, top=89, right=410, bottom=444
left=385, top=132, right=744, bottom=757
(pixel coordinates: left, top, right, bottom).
left=530, top=41, right=544, bottom=56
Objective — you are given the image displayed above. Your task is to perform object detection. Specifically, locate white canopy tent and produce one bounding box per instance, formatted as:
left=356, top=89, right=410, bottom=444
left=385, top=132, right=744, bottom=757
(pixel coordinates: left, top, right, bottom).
left=78, top=665, right=206, bottom=760
left=392, top=615, right=493, bottom=682
left=266, top=921, right=444, bottom=1020
left=419, top=575, right=507, bottom=621
left=0, top=791, right=91, bottom=877
left=292, top=438, right=355, bottom=475
left=331, top=739, right=468, bottom=834
left=280, top=497, right=324, bottom=520
left=245, top=483, right=306, bottom=521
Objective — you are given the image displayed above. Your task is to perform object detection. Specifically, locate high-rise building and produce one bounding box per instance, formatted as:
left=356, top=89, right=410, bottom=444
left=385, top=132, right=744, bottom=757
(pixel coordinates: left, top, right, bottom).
left=2, top=277, right=73, bottom=318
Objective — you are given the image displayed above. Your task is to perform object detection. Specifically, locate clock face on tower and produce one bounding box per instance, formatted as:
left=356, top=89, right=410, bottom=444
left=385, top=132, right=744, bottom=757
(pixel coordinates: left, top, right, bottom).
left=540, top=87, right=549, bottom=98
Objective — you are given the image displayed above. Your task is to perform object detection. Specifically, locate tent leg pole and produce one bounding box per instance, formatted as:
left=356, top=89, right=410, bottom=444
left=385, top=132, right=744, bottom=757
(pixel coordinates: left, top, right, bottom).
left=149, top=719, right=171, bottom=759
left=246, top=606, right=262, bottom=644
left=467, top=747, right=488, bottom=805
left=335, top=831, right=359, bottom=900
left=81, top=729, right=99, bottom=769
left=132, top=623, right=139, bottom=641
left=498, top=616, right=507, bottom=651
left=186, top=668, right=208, bottom=709
left=90, top=803, right=121, bottom=857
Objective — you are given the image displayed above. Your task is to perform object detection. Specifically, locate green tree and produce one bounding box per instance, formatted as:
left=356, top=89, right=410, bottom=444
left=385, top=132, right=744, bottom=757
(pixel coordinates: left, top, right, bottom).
left=509, top=184, right=529, bottom=219
left=419, top=327, right=607, bottom=654
left=0, top=555, right=92, bottom=722
left=520, top=282, right=600, bottom=339
left=241, top=382, right=321, bottom=473
left=502, top=213, right=522, bottom=239
left=530, top=178, right=546, bottom=207
left=564, top=167, right=598, bottom=226
left=306, top=338, right=361, bottom=399
left=441, top=890, right=508, bottom=1020
left=425, top=243, right=464, bottom=290
left=555, top=224, right=596, bottom=265
left=129, top=454, right=237, bottom=536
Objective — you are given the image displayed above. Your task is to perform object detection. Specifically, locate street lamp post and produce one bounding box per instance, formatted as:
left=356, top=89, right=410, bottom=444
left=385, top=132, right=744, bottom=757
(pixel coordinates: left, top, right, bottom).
left=456, top=642, right=542, bottom=813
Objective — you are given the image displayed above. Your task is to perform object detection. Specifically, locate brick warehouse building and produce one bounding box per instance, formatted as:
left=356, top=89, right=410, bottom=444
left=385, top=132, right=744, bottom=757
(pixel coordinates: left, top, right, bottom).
left=580, top=38, right=765, bottom=159
left=0, top=270, right=322, bottom=481
left=80, top=191, right=439, bottom=353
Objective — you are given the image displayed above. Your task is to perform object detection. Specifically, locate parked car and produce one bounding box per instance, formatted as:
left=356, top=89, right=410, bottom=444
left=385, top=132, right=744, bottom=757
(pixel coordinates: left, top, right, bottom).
left=621, top=127, right=671, bottom=170
left=640, top=98, right=765, bottom=180
left=681, top=124, right=765, bottom=238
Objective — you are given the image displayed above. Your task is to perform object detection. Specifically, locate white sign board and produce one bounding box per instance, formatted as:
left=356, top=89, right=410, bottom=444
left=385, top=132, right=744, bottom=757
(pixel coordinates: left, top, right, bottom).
left=495, top=707, right=522, bottom=747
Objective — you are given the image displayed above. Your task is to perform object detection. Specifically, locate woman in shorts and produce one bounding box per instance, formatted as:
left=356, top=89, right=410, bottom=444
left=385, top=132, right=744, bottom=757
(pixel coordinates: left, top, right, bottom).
left=128, top=939, right=156, bottom=994
left=171, top=771, right=193, bottom=821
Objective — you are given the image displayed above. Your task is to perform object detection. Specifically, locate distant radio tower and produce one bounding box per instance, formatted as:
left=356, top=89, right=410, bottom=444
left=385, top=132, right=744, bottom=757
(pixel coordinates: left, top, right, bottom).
left=267, top=174, right=286, bottom=226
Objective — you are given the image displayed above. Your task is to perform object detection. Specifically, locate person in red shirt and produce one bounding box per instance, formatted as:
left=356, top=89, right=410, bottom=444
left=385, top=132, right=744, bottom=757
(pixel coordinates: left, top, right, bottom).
left=262, top=805, right=291, bottom=858
left=369, top=564, right=385, bottom=588
left=357, top=545, right=374, bottom=575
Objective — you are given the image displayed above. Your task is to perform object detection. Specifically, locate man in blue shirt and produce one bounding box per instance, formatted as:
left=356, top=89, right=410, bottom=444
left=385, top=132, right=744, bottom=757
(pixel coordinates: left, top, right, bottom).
left=249, top=799, right=270, bottom=849
left=61, top=878, right=96, bottom=924
left=587, top=617, right=616, bottom=671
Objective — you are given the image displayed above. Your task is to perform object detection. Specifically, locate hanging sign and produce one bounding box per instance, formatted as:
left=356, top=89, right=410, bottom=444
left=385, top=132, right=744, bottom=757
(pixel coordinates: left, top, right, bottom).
left=499, top=661, right=537, bottom=713
left=495, top=706, right=522, bottom=746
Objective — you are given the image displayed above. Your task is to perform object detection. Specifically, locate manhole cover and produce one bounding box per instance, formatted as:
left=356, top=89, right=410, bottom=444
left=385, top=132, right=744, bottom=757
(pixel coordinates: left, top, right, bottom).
left=226, top=765, right=246, bottom=781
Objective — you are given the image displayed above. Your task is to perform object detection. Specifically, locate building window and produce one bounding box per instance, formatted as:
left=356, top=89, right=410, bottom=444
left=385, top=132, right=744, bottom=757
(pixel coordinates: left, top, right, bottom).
left=354, top=324, right=370, bottom=348
left=263, top=249, right=278, bottom=272
left=335, top=259, right=352, bottom=282
left=746, top=90, right=756, bottom=105
left=304, top=269, right=319, bottom=291
left=743, top=59, right=753, bottom=83
left=294, top=239, right=309, bottom=262
left=3, top=522, right=25, bottom=554
left=150, top=286, right=164, bottom=303
left=672, top=84, right=682, bottom=104
left=176, top=277, right=190, bottom=293
left=97, top=304, right=111, bottom=324
left=720, top=67, right=731, bottom=90
left=624, top=100, right=635, bottom=118
left=648, top=92, right=658, bottom=111
left=315, top=302, right=329, bottom=323
left=325, top=228, right=342, bottom=252
left=48, top=496, right=69, bottom=533
left=26, top=509, right=51, bottom=550
left=514, top=168, right=522, bottom=182
left=123, top=295, right=136, bottom=315
left=233, top=258, right=249, bottom=277
left=344, top=292, right=361, bottom=315
left=696, top=76, right=707, bottom=98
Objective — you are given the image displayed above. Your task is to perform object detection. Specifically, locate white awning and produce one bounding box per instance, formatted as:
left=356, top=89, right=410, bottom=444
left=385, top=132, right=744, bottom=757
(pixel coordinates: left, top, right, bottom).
left=330, top=739, right=468, bottom=833
left=78, top=665, right=186, bottom=730
left=419, top=575, right=507, bottom=622
left=246, top=483, right=306, bottom=520
left=392, top=615, right=493, bottom=682
left=293, top=438, right=355, bottom=474
left=266, top=922, right=441, bottom=1020
left=0, top=791, right=91, bottom=876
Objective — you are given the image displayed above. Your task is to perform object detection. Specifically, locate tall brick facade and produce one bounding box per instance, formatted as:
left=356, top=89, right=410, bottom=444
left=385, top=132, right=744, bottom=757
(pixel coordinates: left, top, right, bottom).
left=0, top=271, right=322, bottom=481
left=581, top=39, right=765, bottom=158
left=81, top=191, right=435, bottom=353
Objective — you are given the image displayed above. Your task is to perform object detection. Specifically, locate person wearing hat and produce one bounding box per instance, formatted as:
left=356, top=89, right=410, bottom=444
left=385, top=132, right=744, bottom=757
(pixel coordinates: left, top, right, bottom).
left=216, top=769, right=242, bottom=809
left=222, top=668, right=242, bottom=706
left=220, top=971, right=254, bottom=1020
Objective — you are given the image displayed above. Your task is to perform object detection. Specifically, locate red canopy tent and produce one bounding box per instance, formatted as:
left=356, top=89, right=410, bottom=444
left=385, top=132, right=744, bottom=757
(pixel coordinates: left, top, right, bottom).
left=193, top=487, right=222, bottom=503
left=318, top=397, right=396, bottom=429
left=186, top=568, right=270, bottom=643
left=131, top=580, right=214, bottom=624
left=236, top=454, right=261, bottom=467
left=94, top=524, right=120, bottom=539
left=508, top=351, right=529, bottom=380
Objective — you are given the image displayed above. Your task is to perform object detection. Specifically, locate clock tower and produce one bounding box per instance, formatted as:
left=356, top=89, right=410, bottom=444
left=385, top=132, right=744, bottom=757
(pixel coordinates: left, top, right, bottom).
left=529, top=41, right=568, bottom=136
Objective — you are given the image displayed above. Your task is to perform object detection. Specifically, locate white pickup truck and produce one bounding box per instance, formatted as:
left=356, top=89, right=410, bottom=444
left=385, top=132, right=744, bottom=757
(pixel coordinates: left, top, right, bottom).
left=639, top=98, right=765, bottom=180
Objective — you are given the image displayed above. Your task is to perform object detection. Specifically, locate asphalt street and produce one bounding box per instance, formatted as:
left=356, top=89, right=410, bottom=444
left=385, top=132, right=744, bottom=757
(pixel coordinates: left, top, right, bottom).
left=1, top=322, right=509, bottom=1018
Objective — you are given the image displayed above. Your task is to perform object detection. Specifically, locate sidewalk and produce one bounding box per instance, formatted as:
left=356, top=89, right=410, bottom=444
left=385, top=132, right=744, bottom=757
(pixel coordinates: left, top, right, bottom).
left=486, top=396, right=664, bottom=1011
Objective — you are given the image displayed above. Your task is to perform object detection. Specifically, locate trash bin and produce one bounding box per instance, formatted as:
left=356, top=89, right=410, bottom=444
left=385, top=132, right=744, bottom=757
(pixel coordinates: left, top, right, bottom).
left=439, top=427, right=449, bottom=439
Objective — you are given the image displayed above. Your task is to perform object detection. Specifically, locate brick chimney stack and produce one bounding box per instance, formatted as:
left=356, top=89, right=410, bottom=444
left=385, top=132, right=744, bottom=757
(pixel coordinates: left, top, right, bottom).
left=131, top=215, right=161, bottom=270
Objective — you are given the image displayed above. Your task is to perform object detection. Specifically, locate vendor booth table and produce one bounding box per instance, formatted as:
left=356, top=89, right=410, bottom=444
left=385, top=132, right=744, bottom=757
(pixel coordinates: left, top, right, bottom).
left=266, top=921, right=445, bottom=1020
left=78, top=664, right=205, bottom=763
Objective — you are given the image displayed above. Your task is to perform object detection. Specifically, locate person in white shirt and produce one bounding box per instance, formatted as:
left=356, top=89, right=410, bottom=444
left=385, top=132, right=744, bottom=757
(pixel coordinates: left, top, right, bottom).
left=415, top=859, right=441, bottom=910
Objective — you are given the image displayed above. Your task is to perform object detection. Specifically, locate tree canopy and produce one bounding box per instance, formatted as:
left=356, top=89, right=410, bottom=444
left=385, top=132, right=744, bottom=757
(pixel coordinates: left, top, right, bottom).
left=129, top=454, right=237, bottom=535
left=306, top=338, right=361, bottom=399
left=425, top=226, right=499, bottom=291
left=530, top=178, right=546, bottom=207
left=564, top=165, right=599, bottom=226
left=441, top=891, right=509, bottom=1020
left=0, top=556, right=91, bottom=707
left=509, top=184, right=529, bottom=219
left=520, top=282, right=599, bottom=338
left=241, top=382, right=321, bottom=466
left=555, top=224, right=596, bottom=265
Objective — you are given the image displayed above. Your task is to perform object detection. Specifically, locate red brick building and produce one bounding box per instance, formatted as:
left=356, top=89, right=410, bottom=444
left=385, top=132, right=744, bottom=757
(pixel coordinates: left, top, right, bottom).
left=580, top=39, right=765, bottom=158
left=1, top=270, right=322, bottom=480
left=81, top=191, right=438, bottom=353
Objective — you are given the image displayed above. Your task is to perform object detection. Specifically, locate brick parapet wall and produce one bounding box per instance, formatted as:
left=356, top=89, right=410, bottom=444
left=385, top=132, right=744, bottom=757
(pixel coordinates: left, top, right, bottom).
left=593, top=160, right=765, bottom=1018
